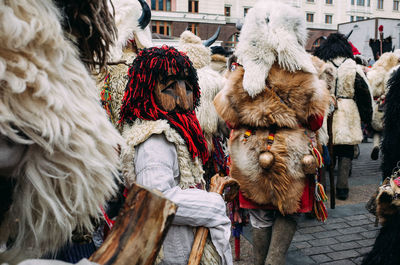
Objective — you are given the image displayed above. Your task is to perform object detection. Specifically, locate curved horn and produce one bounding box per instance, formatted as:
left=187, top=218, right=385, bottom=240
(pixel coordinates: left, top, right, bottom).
left=392, top=46, right=396, bottom=52
left=138, top=0, right=151, bottom=30
left=235, top=20, right=243, bottom=31
left=345, top=30, right=353, bottom=40
left=321, top=36, right=327, bottom=40
left=203, top=26, right=221, bottom=47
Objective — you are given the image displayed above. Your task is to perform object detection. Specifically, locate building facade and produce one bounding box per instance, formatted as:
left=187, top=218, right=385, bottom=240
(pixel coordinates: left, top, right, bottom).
left=148, top=0, right=400, bottom=51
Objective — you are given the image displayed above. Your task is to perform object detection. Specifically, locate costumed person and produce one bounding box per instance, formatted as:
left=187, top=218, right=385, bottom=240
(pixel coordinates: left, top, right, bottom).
left=0, top=0, right=123, bottom=264
left=214, top=1, right=330, bottom=264
left=99, top=0, right=153, bottom=128
left=314, top=33, right=373, bottom=200
left=119, top=46, right=233, bottom=265
left=362, top=66, right=400, bottom=265
left=366, top=50, right=400, bottom=160
left=210, top=46, right=231, bottom=75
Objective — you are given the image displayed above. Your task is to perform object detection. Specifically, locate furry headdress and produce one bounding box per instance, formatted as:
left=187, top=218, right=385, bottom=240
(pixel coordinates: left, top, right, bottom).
left=179, top=31, right=211, bottom=69
left=119, top=46, right=209, bottom=163
left=235, top=0, right=316, bottom=97
left=313, top=33, right=354, bottom=62
left=108, top=0, right=153, bottom=61
left=0, top=0, right=122, bottom=262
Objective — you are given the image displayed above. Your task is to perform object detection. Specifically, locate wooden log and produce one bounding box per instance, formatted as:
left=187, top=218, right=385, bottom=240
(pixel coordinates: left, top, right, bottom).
left=90, top=183, right=177, bottom=265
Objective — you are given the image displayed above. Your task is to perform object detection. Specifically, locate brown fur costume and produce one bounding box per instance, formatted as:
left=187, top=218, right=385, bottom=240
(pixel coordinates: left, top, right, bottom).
left=214, top=65, right=329, bottom=214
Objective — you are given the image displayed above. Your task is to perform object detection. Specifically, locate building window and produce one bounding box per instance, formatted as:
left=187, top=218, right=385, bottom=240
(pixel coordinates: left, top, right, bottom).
left=377, top=0, right=384, bottom=8
left=350, top=15, right=354, bottom=21
left=351, top=0, right=355, bottom=4
left=307, top=0, right=315, bottom=2
left=152, top=21, right=172, bottom=36
left=357, top=0, right=365, bottom=5
left=325, top=14, right=333, bottom=24
left=244, top=7, right=250, bottom=17
left=326, top=0, right=333, bottom=4
left=225, top=33, right=239, bottom=49
left=394, top=0, right=399, bottom=10
left=188, top=0, right=199, bottom=13
left=356, top=16, right=364, bottom=20
left=151, top=0, right=171, bottom=11
left=306, top=13, right=314, bottom=22
left=368, top=0, right=371, bottom=6
left=312, top=37, right=324, bottom=50
left=224, top=6, right=231, bottom=17
left=187, top=23, right=199, bottom=35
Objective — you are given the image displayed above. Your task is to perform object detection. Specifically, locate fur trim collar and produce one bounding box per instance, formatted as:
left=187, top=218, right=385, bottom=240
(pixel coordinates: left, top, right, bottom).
left=235, top=0, right=316, bottom=97
left=121, top=119, right=205, bottom=189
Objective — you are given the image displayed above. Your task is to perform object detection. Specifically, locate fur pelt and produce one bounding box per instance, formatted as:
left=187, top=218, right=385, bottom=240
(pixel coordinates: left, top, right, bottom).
left=229, top=128, right=314, bottom=214
left=235, top=0, right=316, bottom=97
left=382, top=67, right=400, bottom=178
left=214, top=65, right=329, bottom=129
left=195, top=66, right=226, bottom=153
left=108, top=0, right=153, bottom=61
left=210, top=54, right=227, bottom=74
left=179, top=31, right=211, bottom=70
left=313, top=33, right=354, bottom=62
left=121, top=119, right=204, bottom=189
left=0, top=1, right=122, bottom=262
left=327, top=58, right=364, bottom=145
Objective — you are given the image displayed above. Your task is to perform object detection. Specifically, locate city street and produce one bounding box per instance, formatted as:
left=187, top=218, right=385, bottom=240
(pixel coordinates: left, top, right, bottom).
left=231, top=141, right=382, bottom=265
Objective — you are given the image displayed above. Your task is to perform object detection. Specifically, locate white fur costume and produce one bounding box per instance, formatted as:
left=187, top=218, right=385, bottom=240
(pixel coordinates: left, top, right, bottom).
left=235, top=0, right=316, bottom=97
left=0, top=1, right=122, bottom=263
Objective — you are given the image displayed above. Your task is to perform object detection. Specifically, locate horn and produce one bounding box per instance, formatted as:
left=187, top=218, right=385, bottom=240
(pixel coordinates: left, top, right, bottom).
left=345, top=30, right=353, bottom=40
left=138, top=0, right=151, bottom=30
left=392, top=46, right=396, bottom=52
left=203, top=26, right=221, bottom=47
left=235, top=20, right=243, bottom=31
left=321, top=36, right=327, bottom=40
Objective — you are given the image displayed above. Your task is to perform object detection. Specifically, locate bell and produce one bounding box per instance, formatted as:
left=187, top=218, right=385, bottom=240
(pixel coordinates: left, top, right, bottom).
left=302, top=154, right=317, bottom=174
left=259, top=151, right=274, bottom=169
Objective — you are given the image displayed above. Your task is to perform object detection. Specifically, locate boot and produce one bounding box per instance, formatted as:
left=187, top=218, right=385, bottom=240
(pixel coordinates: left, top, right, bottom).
left=265, top=215, right=297, bottom=265
left=336, top=156, right=351, bottom=200
left=252, top=226, right=272, bottom=265
left=371, top=133, right=380, bottom=160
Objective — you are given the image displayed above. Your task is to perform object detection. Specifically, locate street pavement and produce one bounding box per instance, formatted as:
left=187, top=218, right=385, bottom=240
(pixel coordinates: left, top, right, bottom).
left=231, top=141, right=382, bottom=265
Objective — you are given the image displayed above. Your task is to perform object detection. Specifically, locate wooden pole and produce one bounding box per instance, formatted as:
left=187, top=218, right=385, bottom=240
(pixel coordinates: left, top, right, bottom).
left=90, top=183, right=177, bottom=265
left=327, top=113, right=336, bottom=209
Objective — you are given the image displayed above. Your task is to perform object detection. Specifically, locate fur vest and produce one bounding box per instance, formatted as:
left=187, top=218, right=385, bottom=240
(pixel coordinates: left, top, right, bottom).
left=327, top=57, right=370, bottom=145
left=214, top=66, right=329, bottom=214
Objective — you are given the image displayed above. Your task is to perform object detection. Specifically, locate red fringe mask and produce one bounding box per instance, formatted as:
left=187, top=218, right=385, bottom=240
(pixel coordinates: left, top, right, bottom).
left=119, top=46, right=209, bottom=163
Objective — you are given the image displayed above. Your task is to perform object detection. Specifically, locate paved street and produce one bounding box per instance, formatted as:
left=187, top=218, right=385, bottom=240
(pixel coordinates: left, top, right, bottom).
left=231, top=142, right=382, bottom=265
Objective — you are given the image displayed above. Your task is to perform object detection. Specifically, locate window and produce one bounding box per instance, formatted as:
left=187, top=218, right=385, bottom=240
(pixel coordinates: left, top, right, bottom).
left=151, top=0, right=171, bottom=11
left=356, top=16, right=364, bottom=20
left=350, top=15, right=354, bottom=21
left=307, top=0, right=315, bottom=2
left=351, top=0, right=355, bottom=4
left=368, top=0, right=371, bottom=6
left=244, top=7, right=250, bottom=17
left=377, top=0, right=384, bottom=8
left=306, top=13, right=314, bottom=22
left=326, top=0, right=333, bottom=4
left=188, top=0, right=199, bottom=13
left=224, top=6, right=231, bottom=17
left=312, top=38, right=324, bottom=50
left=394, top=0, right=399, bottom=10
left=325, top=14, right=333, bottom=24
left=187, top=23, right=199, bottom=35
left=225, top=33, right=239, bottom=49
left=152, top=21, right=172, bottom=36
left=357, top=0, right=365, bottom=5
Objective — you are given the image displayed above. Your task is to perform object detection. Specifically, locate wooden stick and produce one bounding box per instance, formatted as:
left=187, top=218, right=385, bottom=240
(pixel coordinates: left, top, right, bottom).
left=327, top=113, right=336, bottom=209
left=90, top=183, right=177, bottom=265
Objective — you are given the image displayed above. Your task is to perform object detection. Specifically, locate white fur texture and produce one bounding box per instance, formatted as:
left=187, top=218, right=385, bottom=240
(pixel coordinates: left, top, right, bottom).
left=235, top=0, right=316, bottom=97
left=121, top=119, right=205, bottom=189
left=0, top=1, right=122, bottom=262
left=108, top=0, right=153, bottom=61
left=328, top=58, right=363, bottom=145
left=179, top=31, right=211, bottom=70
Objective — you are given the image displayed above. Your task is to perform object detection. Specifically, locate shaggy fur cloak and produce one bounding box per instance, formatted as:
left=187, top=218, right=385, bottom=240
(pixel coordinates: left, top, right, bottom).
left=235, top=0, right=316, bottom=97
left=0, top=1, right=122, bottom=262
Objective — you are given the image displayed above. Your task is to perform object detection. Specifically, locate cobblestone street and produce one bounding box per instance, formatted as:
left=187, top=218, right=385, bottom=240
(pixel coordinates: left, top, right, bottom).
left=231, top=142, right=382, bottom=265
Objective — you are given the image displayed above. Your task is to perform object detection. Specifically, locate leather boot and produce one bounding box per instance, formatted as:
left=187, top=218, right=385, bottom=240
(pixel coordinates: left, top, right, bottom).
left=336, top=156, right=351, bottom=200
left=252, top=226, right=272, bottom=265
left=371, top=133, right=380, bottom=160
left=265, top=215, right=297, bottom=265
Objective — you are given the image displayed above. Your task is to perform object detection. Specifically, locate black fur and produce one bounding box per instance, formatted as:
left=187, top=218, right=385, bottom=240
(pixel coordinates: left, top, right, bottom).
left=369, top=36, right=393, bottom=61
left=354, top=73, right=373, bottom=124
left=382, top=67, right=400, bottom=179
left=362, top=209, right=400, bottom=265
left=313, top=33, right=354, bottom=62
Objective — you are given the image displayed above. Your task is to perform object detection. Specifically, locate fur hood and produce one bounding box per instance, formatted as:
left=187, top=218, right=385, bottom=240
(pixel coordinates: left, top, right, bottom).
left=0, top=0, right=122, bottom=262
left=214, top=65, right=329, bottom=129
left=108, top=0, right=153, bottom=61
left=179, top=31, right=211, bottom=69
left=235, top=0, right=316, bottom=97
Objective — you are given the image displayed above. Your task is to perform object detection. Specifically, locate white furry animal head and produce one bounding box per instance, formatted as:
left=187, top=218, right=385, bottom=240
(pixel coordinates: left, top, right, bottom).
left=235, top=0, right=316, bottom=97
left=0, top=0, right=122, bottom=263
left=108, top=0, right=153, bottom=61
left=179, top=31, right=211, bottom=69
